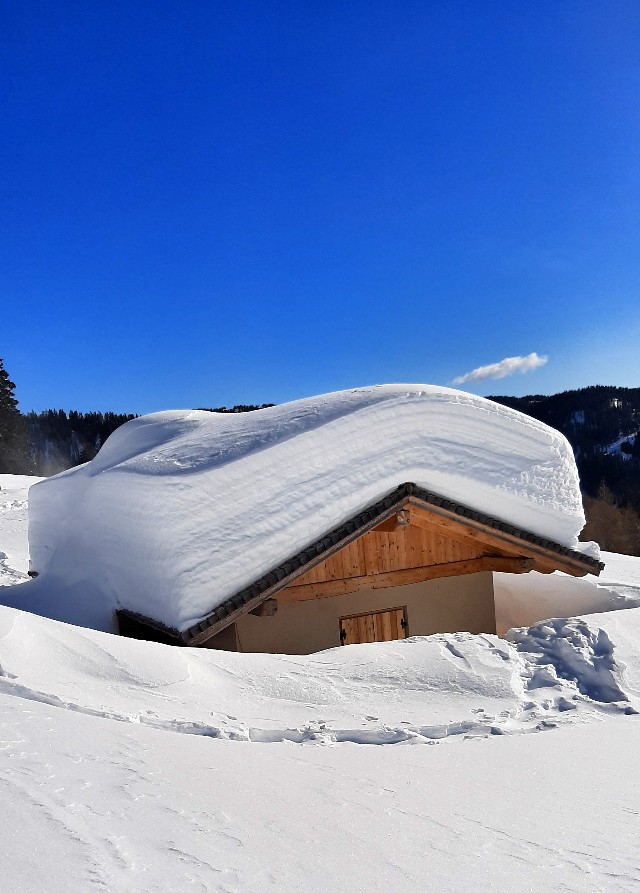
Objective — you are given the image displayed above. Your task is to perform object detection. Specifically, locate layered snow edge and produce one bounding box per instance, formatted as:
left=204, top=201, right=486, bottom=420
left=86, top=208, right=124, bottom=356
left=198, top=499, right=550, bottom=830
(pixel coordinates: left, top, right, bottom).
left=26, top=385, right=592, bottom=632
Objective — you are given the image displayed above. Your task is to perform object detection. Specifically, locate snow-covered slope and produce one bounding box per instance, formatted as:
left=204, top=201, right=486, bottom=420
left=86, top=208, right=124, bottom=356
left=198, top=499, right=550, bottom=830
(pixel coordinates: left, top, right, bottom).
left=0, top=598, right=639, bottom=891
left=2, top=691, right=639, bottom=893
left=0, top=474, right=44, bottom=585
left=26, top=385, right=590, bottom=633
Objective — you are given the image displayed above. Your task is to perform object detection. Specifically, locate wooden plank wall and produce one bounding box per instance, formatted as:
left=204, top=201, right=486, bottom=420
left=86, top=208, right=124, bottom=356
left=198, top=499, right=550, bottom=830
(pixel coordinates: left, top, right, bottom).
left=291, top=524, right=487, bottom=588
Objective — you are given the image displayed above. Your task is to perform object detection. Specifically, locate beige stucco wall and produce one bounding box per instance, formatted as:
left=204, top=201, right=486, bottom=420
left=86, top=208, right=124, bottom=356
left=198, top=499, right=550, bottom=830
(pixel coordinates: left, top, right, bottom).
left=233, top=571, right=496, bottom=654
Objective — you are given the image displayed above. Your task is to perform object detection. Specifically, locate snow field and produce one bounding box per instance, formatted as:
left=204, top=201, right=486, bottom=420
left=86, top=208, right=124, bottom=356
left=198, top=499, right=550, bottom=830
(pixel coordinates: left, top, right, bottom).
left=0, top=598, right=638, bottom=747
left=0, top=692, right=638, bottom=892
left=0, top=474, right=45, bottom=588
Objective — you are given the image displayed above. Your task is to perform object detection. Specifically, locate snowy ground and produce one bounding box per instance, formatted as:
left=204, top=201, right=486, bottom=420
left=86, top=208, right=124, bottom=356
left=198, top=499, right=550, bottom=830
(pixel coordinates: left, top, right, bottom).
left=0, top=474, right=43, bottom=584
left=1, top=475, right=640, bottom=891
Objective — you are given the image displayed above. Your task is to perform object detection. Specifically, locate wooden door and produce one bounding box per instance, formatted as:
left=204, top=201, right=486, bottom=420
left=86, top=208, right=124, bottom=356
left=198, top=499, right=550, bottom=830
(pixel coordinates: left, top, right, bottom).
left=339, top=607, right=407, bottom=645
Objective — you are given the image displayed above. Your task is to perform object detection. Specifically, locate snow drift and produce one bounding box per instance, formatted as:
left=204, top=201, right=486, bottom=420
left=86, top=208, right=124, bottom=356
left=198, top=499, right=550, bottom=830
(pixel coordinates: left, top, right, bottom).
left=27, top=385, right=591, bottom=633
left=1, top=595, right=640, bottom=892
left=0, top=601, right=638, bottom=745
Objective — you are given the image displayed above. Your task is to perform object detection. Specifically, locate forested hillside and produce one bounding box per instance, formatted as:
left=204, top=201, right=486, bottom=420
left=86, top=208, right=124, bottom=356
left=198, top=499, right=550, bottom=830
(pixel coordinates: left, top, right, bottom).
left=25, top=410, right=138, bottom=475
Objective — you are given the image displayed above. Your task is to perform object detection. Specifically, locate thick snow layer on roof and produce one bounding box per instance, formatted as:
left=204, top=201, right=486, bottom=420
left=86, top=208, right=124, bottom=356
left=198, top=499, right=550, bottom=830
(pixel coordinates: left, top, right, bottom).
left=27, top=384, right=590, bottom=632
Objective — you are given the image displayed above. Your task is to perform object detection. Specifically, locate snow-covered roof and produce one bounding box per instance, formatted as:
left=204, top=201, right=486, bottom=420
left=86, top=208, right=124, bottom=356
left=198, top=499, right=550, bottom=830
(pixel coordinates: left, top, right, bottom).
left=28, top=385, right=596, bottom=633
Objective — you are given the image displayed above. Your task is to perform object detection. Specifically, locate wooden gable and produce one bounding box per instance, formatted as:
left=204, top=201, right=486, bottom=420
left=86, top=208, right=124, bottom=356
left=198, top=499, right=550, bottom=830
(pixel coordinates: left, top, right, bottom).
left=277, top=503, right=536, bottom=604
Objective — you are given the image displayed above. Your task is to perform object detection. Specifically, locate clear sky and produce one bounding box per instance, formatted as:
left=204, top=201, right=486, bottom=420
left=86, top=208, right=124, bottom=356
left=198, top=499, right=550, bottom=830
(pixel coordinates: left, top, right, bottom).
left=3, top=1, right=640, bottom=413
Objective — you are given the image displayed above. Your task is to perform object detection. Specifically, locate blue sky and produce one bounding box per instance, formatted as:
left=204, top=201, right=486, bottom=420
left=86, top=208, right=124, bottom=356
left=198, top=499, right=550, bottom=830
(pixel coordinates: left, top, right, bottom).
left=3, top=1, right=640, bottom=413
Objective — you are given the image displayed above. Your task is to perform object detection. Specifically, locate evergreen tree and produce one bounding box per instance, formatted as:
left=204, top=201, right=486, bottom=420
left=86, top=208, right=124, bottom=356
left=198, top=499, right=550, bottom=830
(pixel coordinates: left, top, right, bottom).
left=0, top=356, right=29, bottom=473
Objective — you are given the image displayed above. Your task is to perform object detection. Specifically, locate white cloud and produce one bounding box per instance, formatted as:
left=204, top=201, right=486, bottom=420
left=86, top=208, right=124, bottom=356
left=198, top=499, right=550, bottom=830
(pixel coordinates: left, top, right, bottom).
left=453, top=352, right=548, bottom=386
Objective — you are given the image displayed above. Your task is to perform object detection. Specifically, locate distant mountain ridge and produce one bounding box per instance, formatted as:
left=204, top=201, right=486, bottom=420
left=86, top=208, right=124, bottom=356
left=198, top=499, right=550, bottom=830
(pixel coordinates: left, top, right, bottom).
left=490, top=386, right=640, bottom=513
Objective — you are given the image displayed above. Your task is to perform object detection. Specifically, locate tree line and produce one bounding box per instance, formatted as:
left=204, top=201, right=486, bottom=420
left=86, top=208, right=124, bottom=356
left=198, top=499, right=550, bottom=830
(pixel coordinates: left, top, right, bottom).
left=0, top=357, right=273, bottom=476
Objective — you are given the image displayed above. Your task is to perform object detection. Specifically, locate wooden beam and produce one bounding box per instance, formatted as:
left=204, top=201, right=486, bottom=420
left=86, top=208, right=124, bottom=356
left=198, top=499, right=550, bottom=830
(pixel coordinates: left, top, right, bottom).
left=372, top=510, right=411, bottom=533
left=249, top=598, right=278, bottom=617
left=406, top=506, right=517, bottom=550
left=405, top=501, right=590, bottom=577
left=277, top=555, right=534, bottom=603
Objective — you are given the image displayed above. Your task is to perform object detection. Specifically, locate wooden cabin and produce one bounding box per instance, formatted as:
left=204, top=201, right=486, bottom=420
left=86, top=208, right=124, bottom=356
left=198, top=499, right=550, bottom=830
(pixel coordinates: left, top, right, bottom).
left=118, top=482, right=602, bottom=653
